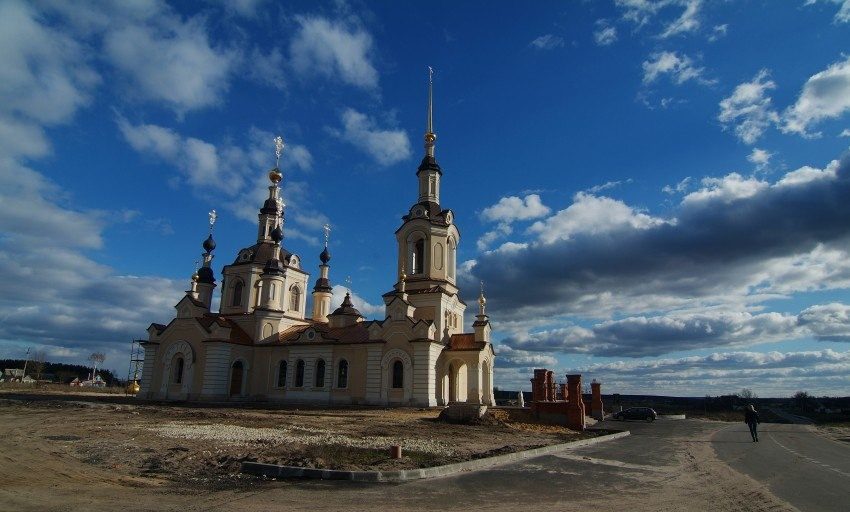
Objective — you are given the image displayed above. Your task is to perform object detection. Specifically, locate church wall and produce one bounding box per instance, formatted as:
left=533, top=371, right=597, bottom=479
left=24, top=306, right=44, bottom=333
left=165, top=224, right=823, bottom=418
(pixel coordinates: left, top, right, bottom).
left=280, top=344, right=333, bottom=402
left=412, top=341, right=441, bottom=406
left=199, top=342, right=231, bottom=399
left=139, top=343, right=158, bottom=397
left=147, top=323, right=209, bottom=400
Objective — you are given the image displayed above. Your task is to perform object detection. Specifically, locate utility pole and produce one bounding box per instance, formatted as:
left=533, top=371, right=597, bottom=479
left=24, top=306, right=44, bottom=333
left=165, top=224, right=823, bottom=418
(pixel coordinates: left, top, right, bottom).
left=21, top=347, right=30, bottom=381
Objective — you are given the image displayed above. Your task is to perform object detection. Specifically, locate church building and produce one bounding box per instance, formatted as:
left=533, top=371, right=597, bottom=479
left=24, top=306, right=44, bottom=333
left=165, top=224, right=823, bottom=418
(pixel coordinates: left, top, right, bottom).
left=138, top=76, right=496, bottom=407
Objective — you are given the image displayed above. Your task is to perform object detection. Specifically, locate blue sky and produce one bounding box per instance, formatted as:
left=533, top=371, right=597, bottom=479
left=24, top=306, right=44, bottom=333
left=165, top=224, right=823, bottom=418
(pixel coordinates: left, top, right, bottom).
left=2, top=0, right=850, bottom=396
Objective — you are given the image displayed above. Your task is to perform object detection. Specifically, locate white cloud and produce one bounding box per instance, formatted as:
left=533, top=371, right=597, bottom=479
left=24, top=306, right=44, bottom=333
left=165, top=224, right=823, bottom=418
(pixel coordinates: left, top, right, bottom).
left=747, top=148, right=773, bottom=169
left=290, top=16, right=378, bottom=90
left=586, top=179, right=633, bottom=194
left=480, top=194, right=551, bottom=223
left=118, top=120, right=320, bottom=244
left=0, top=1, right=99, bottom=159
left=798, top=303, right=850, bottom=341
left=615, top=0, right=666, bottom=27
left=774, top=159, right=838, bottom=187
left=529, top=192, right=667, bottom=244
left=805, top=0, right=850, bottom=23
left=683, top=173, right=768, bottom=204
left=659, top=0, right=701, bottom=38
left=840, top=128, right=850, bottom=137
left=642, top=51, right=712, bottom=85
left=595, top=27, right=618, bottom=46
left=466, top=153, right=850, bottom=331
left=782, top=55, right=850, bottom=137
left=247, top=46, right=286, bottom=90
left=217, top=0, right=268, bottom=18
left=569, top=348, right=850, bottom=396
left=662, top=176, right=691, bottom=195
left=334, top=108, right=411, bottom=166
left=103, top=16, right=238, bottom=115
left=477, top=223, right=513, bottom=252
left=718, top=69, right=780, bottom=144
left=708, top=23, right=728, bottom=42
left=593, top=20, right=618, bottom=46
left=530, top=34, right=564, bottom=50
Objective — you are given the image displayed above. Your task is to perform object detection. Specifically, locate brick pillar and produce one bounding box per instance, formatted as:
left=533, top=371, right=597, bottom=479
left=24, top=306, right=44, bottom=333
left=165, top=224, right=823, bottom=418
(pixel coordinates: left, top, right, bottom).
left=560, top=383, right=568, bottom=402
left=591, top=381, right=604, bottom=420
left=532, top=369, right=547, bottom=402
left=566, top=374, right=586, bottom=431
left=545, top=370, right=555, bottom=401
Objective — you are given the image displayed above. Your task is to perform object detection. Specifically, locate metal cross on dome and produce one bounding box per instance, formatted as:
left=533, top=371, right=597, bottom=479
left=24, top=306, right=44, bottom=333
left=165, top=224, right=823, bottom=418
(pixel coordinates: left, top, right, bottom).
left=274, top=136, right=285, bottom=168
left=208, top=209, right=217, bottom=232
left=322, top=223, right=331, bottom=247
left=345, top=275, right=352, bottom=292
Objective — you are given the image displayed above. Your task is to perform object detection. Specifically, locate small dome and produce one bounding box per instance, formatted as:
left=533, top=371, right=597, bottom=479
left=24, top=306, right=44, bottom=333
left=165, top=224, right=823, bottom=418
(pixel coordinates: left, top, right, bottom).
left=320, top=246, right=331, bottom=264
left=260, top=198, right=279, bottom=215
left=330, top=292, right=362, bottom=317
left=203, top=234, right=216, bottom=253
left=197, top=266, right=215, bottom=284
left=271, top=225, right=283, bottom=243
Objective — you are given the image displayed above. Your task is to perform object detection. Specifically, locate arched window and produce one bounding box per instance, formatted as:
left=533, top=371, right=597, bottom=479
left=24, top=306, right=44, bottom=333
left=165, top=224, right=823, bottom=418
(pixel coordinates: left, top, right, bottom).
left=392, top=360, right=404, bottom=389
left=255, top=281, right=263, bottom=307
left=277, top=360, right=287, bottom=388
left=413, top=238, right=425, bottom=274
left=174, top=357, right=184, bottom=384
left=289, top=286, right=301, bottom=312
left=295, top=360, right=305, bottom=387
left=337, top=360, right=348, bottom=388
left=447, top=237, right=456, bottom=280
left=232, top=280, right=243, bottom=307
left=315, top=359, right=326, bottom=387
left=270, top=283, right=276, bottom=300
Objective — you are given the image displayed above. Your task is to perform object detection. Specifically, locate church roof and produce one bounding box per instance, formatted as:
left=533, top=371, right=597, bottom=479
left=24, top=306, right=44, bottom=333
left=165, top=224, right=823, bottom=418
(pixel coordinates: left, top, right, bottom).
left=197, top=315, right=253, bottom=345
left=400, top=201, right=453, bottom=227
left=329, top=293, right=362, bottom=317
left=448, top=333, right=486, bottom=351
left=230, top=242, right=292, bottom=266
left=270, top=322, right=374, bottom=345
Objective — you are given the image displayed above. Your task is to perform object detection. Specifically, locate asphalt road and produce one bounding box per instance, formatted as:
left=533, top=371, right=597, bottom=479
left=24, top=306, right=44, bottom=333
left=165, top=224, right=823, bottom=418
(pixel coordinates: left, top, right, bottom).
left=712, top=421, right=850, bottom=512
left=201, top=418, right=793, bottom=512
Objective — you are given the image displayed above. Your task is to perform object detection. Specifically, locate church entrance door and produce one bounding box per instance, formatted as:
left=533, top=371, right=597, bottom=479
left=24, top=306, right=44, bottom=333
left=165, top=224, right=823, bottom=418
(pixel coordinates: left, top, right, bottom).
left=229, top=361, right=243, bottom=397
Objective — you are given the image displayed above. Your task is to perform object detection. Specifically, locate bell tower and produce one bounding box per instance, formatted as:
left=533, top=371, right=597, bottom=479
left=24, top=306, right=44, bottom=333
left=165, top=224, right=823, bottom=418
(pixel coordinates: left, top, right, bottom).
left=391, top=67, right=465, bottom=342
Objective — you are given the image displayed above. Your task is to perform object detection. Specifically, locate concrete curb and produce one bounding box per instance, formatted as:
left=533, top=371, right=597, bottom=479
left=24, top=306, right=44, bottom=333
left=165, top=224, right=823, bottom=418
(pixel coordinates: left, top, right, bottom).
left=659, top=414, right=687, bottom=420
left=241, top=430, right=630, bottom=483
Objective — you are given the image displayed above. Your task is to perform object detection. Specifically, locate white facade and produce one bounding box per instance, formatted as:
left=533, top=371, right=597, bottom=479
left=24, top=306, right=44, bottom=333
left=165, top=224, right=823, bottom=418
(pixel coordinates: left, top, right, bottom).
left=139, top=81, right=495, bottom=406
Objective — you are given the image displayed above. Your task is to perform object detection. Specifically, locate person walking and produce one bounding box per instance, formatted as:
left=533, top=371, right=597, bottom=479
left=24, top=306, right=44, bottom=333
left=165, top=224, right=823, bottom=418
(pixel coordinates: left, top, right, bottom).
left=745, top=404, right=760, bottom=442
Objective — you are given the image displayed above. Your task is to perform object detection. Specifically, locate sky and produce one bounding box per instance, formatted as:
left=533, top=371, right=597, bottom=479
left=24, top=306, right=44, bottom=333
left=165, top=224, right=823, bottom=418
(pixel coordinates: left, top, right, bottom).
left=1, top=0, right=849, bottom=397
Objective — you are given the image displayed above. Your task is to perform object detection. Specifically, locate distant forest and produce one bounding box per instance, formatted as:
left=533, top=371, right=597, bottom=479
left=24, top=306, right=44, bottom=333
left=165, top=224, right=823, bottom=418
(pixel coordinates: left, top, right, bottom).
left=0, top=359, right=117, bottom=384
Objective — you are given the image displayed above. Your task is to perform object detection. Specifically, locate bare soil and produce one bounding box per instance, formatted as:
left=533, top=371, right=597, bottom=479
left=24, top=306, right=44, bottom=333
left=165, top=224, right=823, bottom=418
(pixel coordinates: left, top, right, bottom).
left=0, top=392, right=592, bottom=491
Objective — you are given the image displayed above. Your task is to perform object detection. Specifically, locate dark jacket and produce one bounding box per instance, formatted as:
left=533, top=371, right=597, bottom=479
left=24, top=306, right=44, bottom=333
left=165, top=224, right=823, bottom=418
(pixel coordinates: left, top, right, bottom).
left=745, top=409, right=760, bottom=424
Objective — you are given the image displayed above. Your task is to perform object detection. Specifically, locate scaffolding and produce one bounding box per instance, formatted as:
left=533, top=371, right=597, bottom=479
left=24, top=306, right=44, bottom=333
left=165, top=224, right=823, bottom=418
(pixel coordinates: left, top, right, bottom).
left=125, top=339, right=144, bottom=395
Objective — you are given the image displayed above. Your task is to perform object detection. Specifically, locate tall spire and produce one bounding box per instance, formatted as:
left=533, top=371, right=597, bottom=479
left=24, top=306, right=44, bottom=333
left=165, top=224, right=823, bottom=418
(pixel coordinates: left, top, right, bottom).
left=424, top=66, right=436, bottom=158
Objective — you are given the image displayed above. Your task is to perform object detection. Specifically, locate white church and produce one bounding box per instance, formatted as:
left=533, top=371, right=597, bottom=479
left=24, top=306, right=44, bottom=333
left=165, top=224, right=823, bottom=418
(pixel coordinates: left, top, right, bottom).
left=138, top=76, right=496, bottom=407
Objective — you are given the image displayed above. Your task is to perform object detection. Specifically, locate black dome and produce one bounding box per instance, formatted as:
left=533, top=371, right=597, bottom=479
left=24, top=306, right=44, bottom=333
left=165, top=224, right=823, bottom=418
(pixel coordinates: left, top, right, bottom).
left=261, top=198, right=279, bottom=214
left=320, top=246, right=331, bottom=264
left=271, top=225, right=283, bottom=243
left=197, top=266, right=215, bottom=284
left=203, top=234, right=216, bottom=253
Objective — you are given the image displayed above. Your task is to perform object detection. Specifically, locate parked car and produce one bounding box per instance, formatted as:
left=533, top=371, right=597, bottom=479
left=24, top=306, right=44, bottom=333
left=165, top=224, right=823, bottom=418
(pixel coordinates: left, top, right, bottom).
left=613, top=407, right=658, bottom=422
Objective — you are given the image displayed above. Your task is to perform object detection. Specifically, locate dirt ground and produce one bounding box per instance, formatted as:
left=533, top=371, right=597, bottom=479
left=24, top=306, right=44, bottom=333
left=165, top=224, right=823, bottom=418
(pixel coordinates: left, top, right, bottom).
left=0, top=392, right=801, bottom=512
left=0, top=392, right=592, bottom=489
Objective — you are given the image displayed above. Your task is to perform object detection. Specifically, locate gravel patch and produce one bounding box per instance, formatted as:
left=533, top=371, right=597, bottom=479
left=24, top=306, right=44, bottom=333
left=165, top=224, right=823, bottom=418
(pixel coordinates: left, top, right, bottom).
left=149, top=422, right=456, bottom=455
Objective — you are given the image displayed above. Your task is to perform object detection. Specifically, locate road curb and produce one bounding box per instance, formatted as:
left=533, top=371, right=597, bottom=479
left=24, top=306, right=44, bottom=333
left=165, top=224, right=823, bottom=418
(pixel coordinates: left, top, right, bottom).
left=241, top=430, right=630, bottom=483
